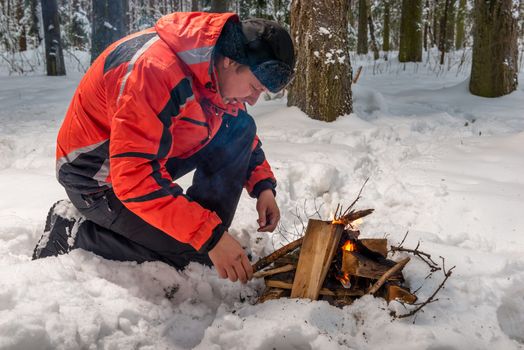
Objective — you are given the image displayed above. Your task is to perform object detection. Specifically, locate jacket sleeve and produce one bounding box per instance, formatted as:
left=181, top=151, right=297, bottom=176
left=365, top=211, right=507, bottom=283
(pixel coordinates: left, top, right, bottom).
left=107, top=57, right=224, bottom=252
left=245, top=135, right=277, bottom=198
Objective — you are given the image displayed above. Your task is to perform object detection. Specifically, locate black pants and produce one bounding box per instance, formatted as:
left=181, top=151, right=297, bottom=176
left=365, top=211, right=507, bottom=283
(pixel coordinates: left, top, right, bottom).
left=67, top=111, right=256, bottom=269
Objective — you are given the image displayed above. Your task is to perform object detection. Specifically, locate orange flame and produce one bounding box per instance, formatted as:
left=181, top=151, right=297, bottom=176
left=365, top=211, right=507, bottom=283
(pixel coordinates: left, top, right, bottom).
left=341, top=240, right=356, bottom=252
left=336, top=273, right=351, bottom=288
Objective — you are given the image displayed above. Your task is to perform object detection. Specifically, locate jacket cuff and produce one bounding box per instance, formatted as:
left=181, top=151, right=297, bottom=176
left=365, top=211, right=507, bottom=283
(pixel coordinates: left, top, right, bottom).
left=189, top=212, right=222, bottom=251
left=251, top=179, right=277, bottom=198
left=198, top=224, right=226, bottom=253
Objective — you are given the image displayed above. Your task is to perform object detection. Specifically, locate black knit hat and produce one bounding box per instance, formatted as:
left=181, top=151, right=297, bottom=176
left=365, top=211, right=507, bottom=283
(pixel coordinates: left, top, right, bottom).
left=215, top=18, right=295, bottom=93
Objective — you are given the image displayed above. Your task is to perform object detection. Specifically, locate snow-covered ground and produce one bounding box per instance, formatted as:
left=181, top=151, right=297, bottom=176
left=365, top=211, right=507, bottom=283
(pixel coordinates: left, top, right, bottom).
left=1, top=51, right=523, bottom=349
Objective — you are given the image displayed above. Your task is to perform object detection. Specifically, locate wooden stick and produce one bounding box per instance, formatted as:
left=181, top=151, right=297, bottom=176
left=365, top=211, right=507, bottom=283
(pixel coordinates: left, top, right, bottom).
left=367, top=257, right=410, bottom=295
left=337, top=209, right=374, bottom=226
left=265, top=280, right=365, bottom=297
left=251, top=237, right=303, bottom=273
left=352, top=66, right=363, bottom=84
left=253, top=264, right=295, bottom=279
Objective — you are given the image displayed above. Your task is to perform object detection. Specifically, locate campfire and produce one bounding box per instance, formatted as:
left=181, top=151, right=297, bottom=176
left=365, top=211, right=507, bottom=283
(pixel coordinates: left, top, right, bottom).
left=252, top=207, right=417, bottom=307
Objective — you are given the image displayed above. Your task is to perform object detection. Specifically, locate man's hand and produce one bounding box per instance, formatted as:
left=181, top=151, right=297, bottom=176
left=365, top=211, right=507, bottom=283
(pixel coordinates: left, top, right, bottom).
left=208, top=231, right=253, bottom=283
left=256, top=189, right=280, bottom=232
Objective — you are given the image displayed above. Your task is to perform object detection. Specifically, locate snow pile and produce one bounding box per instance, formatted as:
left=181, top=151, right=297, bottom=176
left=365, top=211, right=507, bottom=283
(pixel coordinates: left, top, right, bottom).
left=1, top=53, right=524, bottom=349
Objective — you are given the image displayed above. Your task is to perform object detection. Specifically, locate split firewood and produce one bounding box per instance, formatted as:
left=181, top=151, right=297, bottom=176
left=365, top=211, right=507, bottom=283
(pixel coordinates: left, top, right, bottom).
left=341, top=251, right=403, bottom=280
left=386, top=284, right=417, bottom=304
left=291, top=220, right=344, bottom=299
left=367, top=257, right=410, bottom=295
left=251, top=237, right=303, bottom=273
left=360, top=238, right=388, bottom=258
left=253, top=264, right=295, bottom=279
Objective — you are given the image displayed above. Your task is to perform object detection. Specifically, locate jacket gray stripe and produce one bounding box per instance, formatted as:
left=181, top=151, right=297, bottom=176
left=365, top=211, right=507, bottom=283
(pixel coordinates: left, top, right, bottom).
left=177, top=46, right=214, bottom=66
left=116, top=35, right=160, bottom=106
left=93, top=158, right=111, bottom=187
left=56, top=139, right=109, bottom=179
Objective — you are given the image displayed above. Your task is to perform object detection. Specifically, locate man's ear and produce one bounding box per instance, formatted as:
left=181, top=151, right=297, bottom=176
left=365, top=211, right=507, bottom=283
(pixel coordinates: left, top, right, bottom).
left=222, top=56, right=233, bottom=69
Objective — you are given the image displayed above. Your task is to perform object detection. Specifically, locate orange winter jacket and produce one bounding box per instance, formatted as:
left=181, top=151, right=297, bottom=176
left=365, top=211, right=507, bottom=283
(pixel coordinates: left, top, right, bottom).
left=56, top=12, right=276, bottom=251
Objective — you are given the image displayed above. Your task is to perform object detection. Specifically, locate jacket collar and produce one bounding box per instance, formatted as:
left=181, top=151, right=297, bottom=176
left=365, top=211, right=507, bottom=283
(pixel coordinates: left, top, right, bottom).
left=155, top=12, right=245, bottom=116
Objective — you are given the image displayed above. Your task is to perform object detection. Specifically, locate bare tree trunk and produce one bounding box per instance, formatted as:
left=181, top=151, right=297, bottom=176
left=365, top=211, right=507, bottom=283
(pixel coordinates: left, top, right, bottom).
left=470, top=0, right=519, bottom=97
left=357, top=0, right=368, bottom=54
left=423, top=0, right=430, bottom=51
left=16, top=0, right=27, bottom=51
left=91, top=0, right=126, bottom=63
left=454, top=0, right=466, bottom=49
left=287, top=0, right=352, bottom=122
left=368, top=6, right=379, bottom=60
left=41, top=0, right=66, bottom=75
left=399, top=0, right=423, bottom=62
left=210, top=0, right=228, bottom=12
left=191, top=0, right=198, bottom=11
left=383, top=0, right=390, bottom=52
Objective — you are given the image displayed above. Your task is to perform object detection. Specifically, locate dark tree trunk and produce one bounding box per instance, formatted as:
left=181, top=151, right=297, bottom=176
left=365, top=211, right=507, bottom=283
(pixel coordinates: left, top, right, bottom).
left=41, top=0, right=66, bottom=75
left=470, top=0, right=519, bottom=97
left=399, top=0, right=423, bottom=62
left=91, top=0, right=126, bottom=63
left=357, top=0, right=368, bottom=54
left=287, top=0, right=352, bottom=122
left=383, top=1, right=390, bottom=52
left=16, top=0, right=27, bottom=51
left=191, top=0, right=199, bottom=11
left=368, top=10, right=379, bottom=60
left=455, top=0, right=466, bottom=49
left=210, top=0, right=228, bottom=12
left=423, top=0, right=430, bottom=50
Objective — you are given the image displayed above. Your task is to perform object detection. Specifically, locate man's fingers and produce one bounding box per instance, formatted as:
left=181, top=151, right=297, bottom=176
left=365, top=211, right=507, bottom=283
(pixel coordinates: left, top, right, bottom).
left=241, top=254, right=253, bottom=281
left=257, top=207, right=267, bottom=228
left=217, top=267, right=228, bottom=279
left=225, top=266, right=238, bottom=282
left=233, top=258, right=248, bottom=284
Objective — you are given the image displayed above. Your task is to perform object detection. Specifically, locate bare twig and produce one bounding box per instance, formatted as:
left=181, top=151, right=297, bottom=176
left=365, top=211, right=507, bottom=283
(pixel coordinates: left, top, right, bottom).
left=395, top=257, right=455, bottom=320
left=390, top=243, right=441, bottom=272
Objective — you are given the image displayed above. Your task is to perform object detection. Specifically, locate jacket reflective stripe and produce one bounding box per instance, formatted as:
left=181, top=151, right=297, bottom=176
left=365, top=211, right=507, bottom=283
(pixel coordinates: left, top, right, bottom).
left=56, top=139, right=108, bottom=180
left=116, top=35, right=161, bottom=106
left=177, top=45, right=214, bottom=66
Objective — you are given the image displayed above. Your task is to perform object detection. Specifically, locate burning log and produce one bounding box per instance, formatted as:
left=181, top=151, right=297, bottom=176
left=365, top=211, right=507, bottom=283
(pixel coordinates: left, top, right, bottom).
left=340, top=248, right=403, bottom=281
left=291, top=220, right=344, bottom=299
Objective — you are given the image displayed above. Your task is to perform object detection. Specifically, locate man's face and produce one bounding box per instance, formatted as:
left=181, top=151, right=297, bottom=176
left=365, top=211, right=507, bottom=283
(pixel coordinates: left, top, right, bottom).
left=216, top=57, right=268, bottom=106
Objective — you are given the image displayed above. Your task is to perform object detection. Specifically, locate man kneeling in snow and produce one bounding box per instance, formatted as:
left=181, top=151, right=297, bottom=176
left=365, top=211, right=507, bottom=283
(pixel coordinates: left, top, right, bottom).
left=33, top=12, right=295, bottom=284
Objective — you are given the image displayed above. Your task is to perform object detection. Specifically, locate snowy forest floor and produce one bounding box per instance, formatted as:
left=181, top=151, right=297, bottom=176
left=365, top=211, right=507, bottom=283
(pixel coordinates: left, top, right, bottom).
left=0, top=50, right=524, bottom=349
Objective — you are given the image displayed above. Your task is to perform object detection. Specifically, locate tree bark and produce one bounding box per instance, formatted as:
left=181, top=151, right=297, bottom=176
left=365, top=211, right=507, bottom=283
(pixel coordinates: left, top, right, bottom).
left=383, top=0, right=390, bottom=52
left=399, top=0, right=423, bottom=62
left=91, top=0, right=127, bottom=63
left=470, top=0, right=519, bottom=97
left=41, top=0, right=66, bottom=75
left=368, top=6, right=380, bottom=60
left=454, top=0, right=466, bottom=49
left=357, top=0, right=368, bottom=54
left=210, top=0, right=228, bottom=12
left=287, top=0, right=352, bottom=122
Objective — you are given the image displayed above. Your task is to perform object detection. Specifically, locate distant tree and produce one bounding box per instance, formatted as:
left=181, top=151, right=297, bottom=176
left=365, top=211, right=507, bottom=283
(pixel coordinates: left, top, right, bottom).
left=210, top=0, right=228, bottom=12
left=383, top=0, right=391, bottom=52
left=454, top=0, right=466, bottom=49
left=470, top=0, right=518, bottom=97
left=41, top=0, right=66, bottom=75
left=91, top=0, right=126, bottom=63
left=368, top=2, right=380, bottom=60
left=288, top=0, right=352, bottom=122
left=399, top=0, right=422, bottom=62
left=357, top=0, right=368, bottom=54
